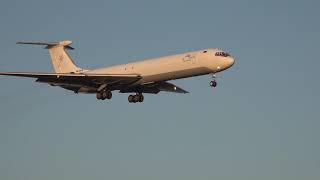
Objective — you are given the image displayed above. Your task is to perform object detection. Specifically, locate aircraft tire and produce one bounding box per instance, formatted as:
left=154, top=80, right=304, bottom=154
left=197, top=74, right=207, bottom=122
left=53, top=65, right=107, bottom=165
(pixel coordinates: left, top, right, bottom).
left=96, top=92, right=102, bottom=100
left=139, top=94, right=144, bottom=102
left=101, top=91, right=107, bottom=100
left=133, top=95, right=140, bottom=102
left=106, top=91, right=112, bottom=99
left=128, top=95, right=134, bottom=103
left=210, top=81, right=217, bottom=87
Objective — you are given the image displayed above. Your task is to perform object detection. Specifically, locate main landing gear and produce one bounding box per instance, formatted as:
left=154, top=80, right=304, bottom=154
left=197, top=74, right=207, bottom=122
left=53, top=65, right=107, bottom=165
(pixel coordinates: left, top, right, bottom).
left=210, top=74, right=217, bottom=87
left=128, top=93, right=144, bottom=103
left=96, top=89, right=112, bottom=100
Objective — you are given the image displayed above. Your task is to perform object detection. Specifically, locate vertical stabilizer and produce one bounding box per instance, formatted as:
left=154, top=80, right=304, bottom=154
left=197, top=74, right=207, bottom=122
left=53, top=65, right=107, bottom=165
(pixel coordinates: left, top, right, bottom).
left=17, top=40, right=83, bottom=73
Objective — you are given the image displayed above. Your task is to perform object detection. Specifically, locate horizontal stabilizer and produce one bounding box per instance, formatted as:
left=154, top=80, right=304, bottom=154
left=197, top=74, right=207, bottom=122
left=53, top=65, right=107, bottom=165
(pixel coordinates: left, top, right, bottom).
left=17, top=40, right=74, bottom=50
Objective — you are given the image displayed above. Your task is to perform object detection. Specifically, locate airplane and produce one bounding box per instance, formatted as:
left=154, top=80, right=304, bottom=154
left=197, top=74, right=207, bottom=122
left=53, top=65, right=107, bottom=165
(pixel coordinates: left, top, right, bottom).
left=0, top=40, right=235, bottom=103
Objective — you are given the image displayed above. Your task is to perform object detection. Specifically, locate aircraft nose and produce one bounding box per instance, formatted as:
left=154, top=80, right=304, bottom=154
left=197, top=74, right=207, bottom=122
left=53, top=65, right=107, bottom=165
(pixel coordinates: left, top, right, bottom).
left=225, top=57, right=235, bottom=68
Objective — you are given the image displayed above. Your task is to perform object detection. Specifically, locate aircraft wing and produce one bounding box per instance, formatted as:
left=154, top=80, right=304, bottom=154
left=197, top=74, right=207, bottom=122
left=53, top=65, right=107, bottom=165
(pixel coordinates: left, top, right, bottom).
left=0, top=72, right=141, bottom=88
left=0, top=72, right=188, bottom=94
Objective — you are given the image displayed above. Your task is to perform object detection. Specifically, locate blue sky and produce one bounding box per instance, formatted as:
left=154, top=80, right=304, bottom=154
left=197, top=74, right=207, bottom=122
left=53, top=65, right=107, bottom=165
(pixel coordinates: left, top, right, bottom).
left=0, top=0, right=319, bottom=180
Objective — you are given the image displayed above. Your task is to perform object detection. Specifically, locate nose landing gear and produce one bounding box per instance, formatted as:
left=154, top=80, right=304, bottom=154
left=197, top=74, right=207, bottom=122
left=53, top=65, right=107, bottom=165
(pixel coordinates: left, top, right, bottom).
left=128, top=93, right=144, bottom=103
left=210, top=73, right=217, bottom=87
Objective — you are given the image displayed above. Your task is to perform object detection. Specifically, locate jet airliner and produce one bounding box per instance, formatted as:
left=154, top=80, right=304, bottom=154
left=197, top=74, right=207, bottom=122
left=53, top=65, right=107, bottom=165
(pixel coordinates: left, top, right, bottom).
left=0, top=40, right=235, bottom=103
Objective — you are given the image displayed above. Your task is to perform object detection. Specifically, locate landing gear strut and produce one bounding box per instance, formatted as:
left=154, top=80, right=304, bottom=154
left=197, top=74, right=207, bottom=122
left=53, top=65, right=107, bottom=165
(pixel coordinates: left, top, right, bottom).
left=210, top=74, right=217, bottom=87
left=96, top=89, right=112, bottom=100
left=128, top=93, right=144, bottom=103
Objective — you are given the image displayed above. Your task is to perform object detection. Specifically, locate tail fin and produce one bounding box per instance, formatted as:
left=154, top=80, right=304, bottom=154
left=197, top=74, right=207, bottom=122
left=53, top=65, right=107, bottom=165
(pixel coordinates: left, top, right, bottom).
left=17, top=40, right=83, bottom=73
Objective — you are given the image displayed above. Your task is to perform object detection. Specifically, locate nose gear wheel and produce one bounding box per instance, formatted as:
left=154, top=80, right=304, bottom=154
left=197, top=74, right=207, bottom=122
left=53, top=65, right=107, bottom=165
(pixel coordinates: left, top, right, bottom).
left=210, top=73, right=217, bottom=88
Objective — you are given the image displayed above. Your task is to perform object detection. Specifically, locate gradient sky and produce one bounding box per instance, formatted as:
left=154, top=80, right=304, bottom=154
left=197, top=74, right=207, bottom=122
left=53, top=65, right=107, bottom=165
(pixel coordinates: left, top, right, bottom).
left=0, top=0, right=319, bottom=180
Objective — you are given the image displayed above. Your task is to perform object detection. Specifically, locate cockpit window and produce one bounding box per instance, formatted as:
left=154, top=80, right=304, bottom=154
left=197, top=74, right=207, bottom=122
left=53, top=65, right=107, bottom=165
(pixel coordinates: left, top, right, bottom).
left=215, top=52, right=230, bottom=57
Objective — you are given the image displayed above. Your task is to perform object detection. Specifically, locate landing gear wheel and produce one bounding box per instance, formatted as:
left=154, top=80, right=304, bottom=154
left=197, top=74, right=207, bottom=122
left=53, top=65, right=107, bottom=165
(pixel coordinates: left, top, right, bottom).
left=128, top=95, right=134, bottom=103
left=97, top=90, right=112, bottom=100
left=96, top=92, right=102, bottom=100
left=101, top=91, right=107, bottom=100
left=133, top=95, right=140, bottom=102
left=106, top=91, right=112, bottom=99
left=128, top=93, right=144, bottom=103
left=210, top=80, right=217, bottom=87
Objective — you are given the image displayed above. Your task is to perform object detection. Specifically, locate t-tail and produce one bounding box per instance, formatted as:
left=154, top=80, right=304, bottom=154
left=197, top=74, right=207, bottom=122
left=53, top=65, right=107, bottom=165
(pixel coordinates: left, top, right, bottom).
left=17, top=40, right=84, bottom=73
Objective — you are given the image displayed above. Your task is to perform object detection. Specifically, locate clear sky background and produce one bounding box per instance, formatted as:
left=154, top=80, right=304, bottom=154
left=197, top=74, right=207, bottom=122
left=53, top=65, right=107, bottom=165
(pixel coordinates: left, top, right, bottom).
left=0, top=0, right=319, bottom=180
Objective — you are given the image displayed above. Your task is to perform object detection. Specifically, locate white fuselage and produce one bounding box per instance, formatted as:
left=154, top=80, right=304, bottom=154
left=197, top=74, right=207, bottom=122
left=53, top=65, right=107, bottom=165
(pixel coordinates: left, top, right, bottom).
left=1, top=41, right=236, bottom=100
left=87, top=48, right=235, bottom=84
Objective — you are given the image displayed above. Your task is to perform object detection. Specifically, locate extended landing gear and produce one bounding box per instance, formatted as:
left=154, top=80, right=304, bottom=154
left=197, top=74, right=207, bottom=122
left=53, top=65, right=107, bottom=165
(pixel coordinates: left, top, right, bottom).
left=210, top=80, right=217, bottom=87
left=210, top=74, right=217, bottom=87
left=128, top=93, right=144, bottom=103
left=96, top=90, right=112, bottom=100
